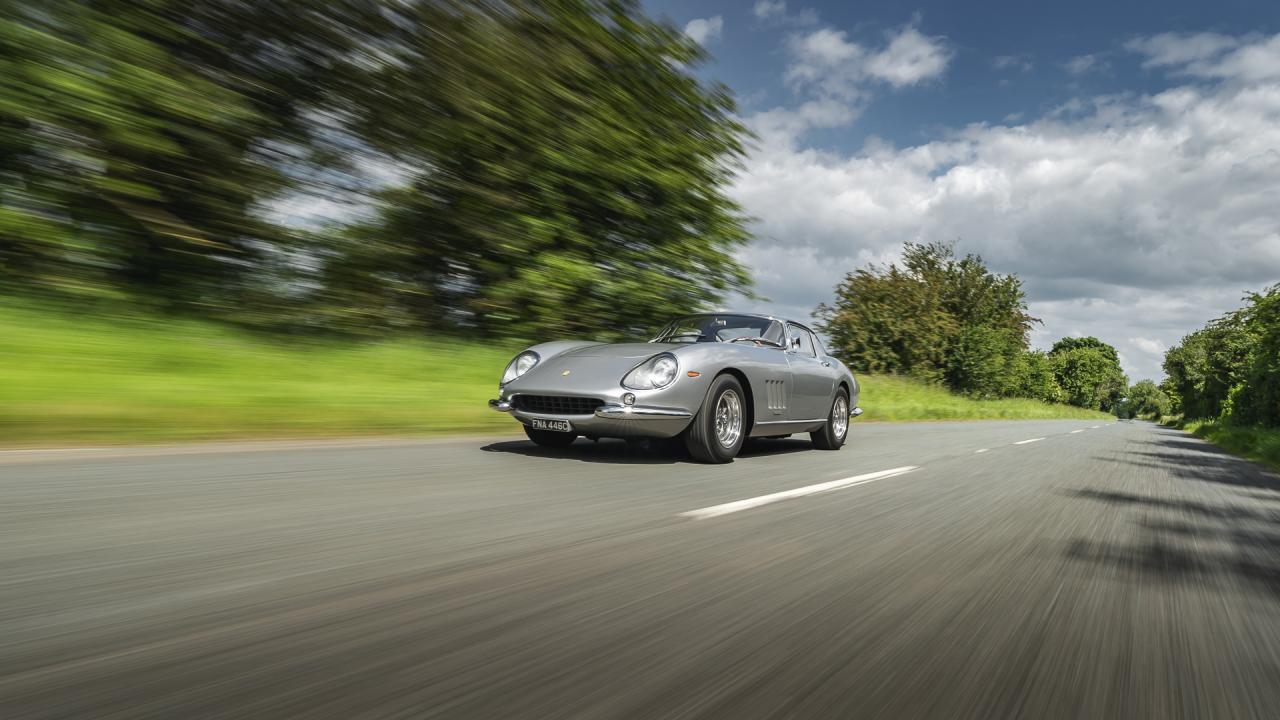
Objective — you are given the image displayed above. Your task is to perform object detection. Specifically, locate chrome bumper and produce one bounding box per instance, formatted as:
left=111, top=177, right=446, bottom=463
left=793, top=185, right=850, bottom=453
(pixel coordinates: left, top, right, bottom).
left=487, top=398, right=693, bottom=438
left=594, top=404, right=692, bottom=420
left=488, top=398, right=690, bottom=420
left=851, top=406, right=863, bottom=417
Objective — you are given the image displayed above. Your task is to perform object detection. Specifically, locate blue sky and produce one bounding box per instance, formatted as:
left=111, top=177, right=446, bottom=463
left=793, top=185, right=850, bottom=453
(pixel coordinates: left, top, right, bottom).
left=642, top=0, right=1280, bottom=381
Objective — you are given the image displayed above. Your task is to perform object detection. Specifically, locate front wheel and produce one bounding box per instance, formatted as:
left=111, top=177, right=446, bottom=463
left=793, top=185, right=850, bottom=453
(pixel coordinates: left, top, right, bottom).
left=684, top=374, right=748, bottom=463
left=524, top=425, right=577, bottom=448
left=810, top=390, right=850, bottom=450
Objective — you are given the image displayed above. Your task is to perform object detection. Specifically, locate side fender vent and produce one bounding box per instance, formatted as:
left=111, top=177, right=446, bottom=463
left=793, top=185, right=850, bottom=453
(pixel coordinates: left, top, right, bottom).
left=765, top=379, right=787, bottom=414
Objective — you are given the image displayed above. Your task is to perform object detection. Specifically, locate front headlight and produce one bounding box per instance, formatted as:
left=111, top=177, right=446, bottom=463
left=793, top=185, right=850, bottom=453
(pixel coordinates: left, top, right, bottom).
left=622, top=353, right=679, bottom=390
left=501, top=351, right=539, bottom=384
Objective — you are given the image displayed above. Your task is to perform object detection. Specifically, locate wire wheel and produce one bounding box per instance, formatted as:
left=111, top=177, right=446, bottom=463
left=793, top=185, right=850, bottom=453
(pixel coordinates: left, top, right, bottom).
left=832, top=394, right=849, bottom=439
left=714, top=389, right=743, bottom=448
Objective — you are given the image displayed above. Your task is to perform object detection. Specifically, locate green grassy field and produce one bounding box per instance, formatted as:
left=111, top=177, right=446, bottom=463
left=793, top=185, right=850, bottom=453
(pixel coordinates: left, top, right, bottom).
left=1167, top=418, right=1280, bottom=473
left=0, top=304, right=1109, bottom=445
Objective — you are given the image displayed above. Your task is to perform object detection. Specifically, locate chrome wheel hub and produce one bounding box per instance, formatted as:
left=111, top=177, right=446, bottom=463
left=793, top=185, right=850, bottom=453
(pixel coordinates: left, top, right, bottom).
left=833, top=395, right=849, bottom=439
left=714, top=389, right=743, bottom=448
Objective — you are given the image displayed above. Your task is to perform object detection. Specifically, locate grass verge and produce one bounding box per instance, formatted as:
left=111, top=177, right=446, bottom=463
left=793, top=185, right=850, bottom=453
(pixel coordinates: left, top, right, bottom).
left=1165, top=418, right=1280, bottom=473
left=1, top=304, right=1109, bottom=446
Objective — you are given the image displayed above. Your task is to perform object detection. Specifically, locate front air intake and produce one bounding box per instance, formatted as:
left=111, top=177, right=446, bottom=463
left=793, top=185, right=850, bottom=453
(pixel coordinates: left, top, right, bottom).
left=511, top=395, right=605, bottom=415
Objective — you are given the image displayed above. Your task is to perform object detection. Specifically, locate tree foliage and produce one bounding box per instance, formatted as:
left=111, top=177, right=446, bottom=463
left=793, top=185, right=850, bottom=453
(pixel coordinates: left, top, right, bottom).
left=818, top=242, right=1134, bottom=410
left=1048, top=337, right=1127, bottom=412
left=0, top=0, right=751, bottom=338
left=322, top=0, right=753, bottom=338
left=0, top=0, right=385, bottom=309
left=1166, top=285, right=1280, bottom=427
left=1126, top=379, right=1172, bottom=419
left=817, top=242, right=1046, bottom=398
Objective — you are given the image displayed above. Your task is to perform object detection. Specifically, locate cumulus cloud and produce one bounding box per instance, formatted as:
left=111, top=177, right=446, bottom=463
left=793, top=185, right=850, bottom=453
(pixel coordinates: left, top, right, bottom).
left=684, top=16, right=723, bottom=46
left=770, top=21, right=951, bottom=138
left=1126, top=32, right=1240, bottom=69
left=732, top=32, right=1280, bottom=380
left=789, top=27, right=862, bottom=72
left=865, top=27, right=954, bottom=86
left=1128, top=32, right=1280, bottom=82
left=785, top=23, right=951, bottom=95
left=992, top=54, right=1034, bottom=73
left=1130, top=337, right=1167, bottom=355
left=753, top=1, right=818, bottom=27
left=753, top=1, right=786, bottom=20
left=1064, top=53, right=1107, bottom=75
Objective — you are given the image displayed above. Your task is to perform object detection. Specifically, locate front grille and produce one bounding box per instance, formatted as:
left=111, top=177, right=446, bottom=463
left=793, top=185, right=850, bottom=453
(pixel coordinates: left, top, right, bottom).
left=512, top=395, right=604, bottom=415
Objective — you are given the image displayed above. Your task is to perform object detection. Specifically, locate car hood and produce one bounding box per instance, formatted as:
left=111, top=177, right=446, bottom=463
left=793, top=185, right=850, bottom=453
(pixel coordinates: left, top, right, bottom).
left=512, top=343, right=681, bottom=390
left=559, top=342, right=679, bottom=359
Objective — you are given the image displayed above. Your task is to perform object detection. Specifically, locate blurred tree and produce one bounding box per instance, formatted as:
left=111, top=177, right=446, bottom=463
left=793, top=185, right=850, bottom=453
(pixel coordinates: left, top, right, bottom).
left=335, top=0, right=753, bottom=338
left=817, top=241, right=1040, bottom=398
left=1050, top=341, right=1127, bottom=411
left=1049, top=336, right=1120, bottom=366
left=1162, top=313, right=1255, bottom=420
left=1230, top=286, right=1280, bottom=426
left=1006, top=350, right=1063, bottom=403
left=0, top=0, right=389, bottom=311
left=1126, top=379, right=1171, bottom=419
left=1168, top=285, right=1280, bottom=426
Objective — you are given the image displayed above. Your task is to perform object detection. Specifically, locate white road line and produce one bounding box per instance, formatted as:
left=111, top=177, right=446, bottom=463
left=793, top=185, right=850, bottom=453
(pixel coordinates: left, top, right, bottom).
left=678, top=466, right=919, bottom=520
left=1070, top=429, right=1085, bottom=434
left=1014, top=437, right=1045, bottom=445
left=1090, top=425, right=1101, bottom=429
left=975, top=448, right=990, bottom=453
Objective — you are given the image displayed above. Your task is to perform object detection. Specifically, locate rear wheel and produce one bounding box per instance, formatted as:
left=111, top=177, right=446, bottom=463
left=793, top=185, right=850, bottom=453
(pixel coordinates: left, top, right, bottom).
left=524, top=425, right=577, bottom=448
left=811, top=390, right=849, bottom=450
left=684, top=374, right=747, bottom=463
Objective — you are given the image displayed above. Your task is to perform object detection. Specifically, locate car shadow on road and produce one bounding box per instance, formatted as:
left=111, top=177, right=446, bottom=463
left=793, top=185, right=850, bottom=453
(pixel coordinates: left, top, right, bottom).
left=1061, top=426, right=1280, bottom=599
left=479, top=437, right=817, bottom=465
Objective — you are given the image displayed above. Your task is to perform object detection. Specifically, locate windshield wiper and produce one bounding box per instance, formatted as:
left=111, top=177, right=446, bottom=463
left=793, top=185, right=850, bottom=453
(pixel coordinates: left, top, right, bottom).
left=655, top=331, right=704, bottom=342
left=727, top=336, right=783, bottom=347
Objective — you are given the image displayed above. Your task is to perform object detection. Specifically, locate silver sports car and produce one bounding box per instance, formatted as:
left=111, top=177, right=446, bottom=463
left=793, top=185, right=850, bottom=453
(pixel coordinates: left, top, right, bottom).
left=488, top=313, right=862, bottom=462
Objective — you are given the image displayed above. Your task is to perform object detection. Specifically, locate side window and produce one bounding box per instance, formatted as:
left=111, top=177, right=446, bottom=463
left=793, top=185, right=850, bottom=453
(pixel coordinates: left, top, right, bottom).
left=808, top=330, right=825, bottom=357
left=763, top=321, right=785, bottom=346
left=788, top=324, right=816, bottom=357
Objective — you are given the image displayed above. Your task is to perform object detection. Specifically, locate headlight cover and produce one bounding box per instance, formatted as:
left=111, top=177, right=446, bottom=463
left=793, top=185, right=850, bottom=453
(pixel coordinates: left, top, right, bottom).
left=501, top=351, right=540, bottom=384
left=622, top=353, right=679, bottom=390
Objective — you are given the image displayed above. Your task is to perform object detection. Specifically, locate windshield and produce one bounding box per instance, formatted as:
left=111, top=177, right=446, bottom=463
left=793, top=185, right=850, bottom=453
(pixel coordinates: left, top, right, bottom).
left=651, top=314, right=785, bottom=346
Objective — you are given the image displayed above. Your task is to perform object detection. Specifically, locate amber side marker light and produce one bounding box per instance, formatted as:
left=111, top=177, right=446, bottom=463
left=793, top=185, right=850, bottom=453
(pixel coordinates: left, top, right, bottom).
left=687, top=371, right=701, bottom=378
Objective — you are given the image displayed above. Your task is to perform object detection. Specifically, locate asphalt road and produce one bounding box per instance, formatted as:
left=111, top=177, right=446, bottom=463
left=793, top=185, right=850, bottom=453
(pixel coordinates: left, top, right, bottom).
left=4, top=420, right=1280, bottom=719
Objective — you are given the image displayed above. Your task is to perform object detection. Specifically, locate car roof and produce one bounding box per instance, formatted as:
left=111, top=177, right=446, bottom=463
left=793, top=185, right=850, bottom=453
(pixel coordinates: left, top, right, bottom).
left=678, top=312, right=813, bottom=330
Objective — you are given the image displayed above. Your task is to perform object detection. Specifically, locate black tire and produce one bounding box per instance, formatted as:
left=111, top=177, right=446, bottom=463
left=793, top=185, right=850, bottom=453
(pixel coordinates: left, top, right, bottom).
left=683, top=374, right=748, bottom=463
left=810, top=389, right=850, bottom=450
left=524, top=425, right=577, bottom=448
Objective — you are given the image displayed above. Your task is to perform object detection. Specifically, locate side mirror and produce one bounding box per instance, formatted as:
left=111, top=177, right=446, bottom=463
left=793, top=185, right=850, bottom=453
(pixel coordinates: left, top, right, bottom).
left=790, top=336, right=801, bottom=350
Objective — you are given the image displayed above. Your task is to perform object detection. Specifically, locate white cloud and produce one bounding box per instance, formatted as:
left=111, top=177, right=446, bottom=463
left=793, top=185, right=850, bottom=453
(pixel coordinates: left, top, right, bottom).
left=865, top=27, right=954, bottom=86
left=733, top=32, right=1280, bottom=381
left=1127, top=32, right=1280, bottom=83
left=753, top=1, right=818, bottom=27
left=684, top=16, right=723, bottom=46
left=789, top=27, right=862, bottom=69
left=786, top=24, right=951, bottom=93
left=1126, top=32, right=1240, bottom=69
left=992, top=55, right=1034, bottom=73
left=1129, top=337, right=1167, bottom=355
left=1064, top=53, right=1107, bottom=75
left=753, top=1, right=786, bottom=20
left=777, top=22, right=951, bottom=132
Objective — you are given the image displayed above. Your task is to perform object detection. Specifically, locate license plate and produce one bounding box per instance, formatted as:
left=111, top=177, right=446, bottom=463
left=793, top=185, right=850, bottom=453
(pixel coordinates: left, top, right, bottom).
left=530, top=418, right=573, bottom=432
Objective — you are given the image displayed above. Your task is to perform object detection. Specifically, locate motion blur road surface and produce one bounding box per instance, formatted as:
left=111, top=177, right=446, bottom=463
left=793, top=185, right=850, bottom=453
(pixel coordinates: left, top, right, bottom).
left=4, top=421, right=1280, bottom=719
